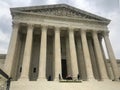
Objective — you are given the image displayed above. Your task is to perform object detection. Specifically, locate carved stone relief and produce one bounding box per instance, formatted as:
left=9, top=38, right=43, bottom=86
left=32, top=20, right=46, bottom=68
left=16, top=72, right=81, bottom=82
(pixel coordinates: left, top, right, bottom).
left=23, top=7, right=100, bottom=21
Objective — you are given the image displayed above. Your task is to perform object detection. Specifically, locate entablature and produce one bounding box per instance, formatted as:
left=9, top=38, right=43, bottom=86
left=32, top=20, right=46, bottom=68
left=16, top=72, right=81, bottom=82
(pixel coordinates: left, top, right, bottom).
left=12, top=12, right=108, bottom=31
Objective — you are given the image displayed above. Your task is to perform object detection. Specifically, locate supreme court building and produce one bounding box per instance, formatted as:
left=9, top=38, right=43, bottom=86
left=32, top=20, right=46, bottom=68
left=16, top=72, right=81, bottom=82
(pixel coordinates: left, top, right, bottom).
left=1, top=4, right=120, bottom=90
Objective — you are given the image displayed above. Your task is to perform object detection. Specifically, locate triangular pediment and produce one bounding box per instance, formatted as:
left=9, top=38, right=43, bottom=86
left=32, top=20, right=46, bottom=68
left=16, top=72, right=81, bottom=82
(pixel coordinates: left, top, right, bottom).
left=11, top=4, right=110, bottom=22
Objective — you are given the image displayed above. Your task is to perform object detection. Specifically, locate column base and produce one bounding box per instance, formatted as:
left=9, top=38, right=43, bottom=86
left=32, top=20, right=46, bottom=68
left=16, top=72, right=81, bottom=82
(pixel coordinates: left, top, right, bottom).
left=54, top=78, right=59, bottom=81
left=18, top=77, right=29, bottom=81
left=87, top=78, right=112, bottom=82
left=87, top=78, right=97, bottom=82
left=54, top=76, right=63, bottom=81
left=112, top=78, right=120, bottom=81
left=72, top=77, right=78, bottom=81
left=98, top=78, right=111, bottom=82
left=37, top=77, right=47, bottom=81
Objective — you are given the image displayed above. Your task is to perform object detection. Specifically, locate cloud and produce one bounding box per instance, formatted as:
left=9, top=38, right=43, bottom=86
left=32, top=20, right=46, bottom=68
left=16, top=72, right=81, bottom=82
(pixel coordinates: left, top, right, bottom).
left=71, top=0, right=120, bottom=58
left=57, top=0, right=73, bottom=4
left=30, top=0, right=48, bottom=5
left=0, top=30, right=10, bottom=43
left=0, top=0, right=120, bottom=59
left=87, top=0, right=119, bottom=13
left=108, top=10, right=120, bottom=58
left=3, top=0, right=31, bottom=7
left=30, top=0, right=57, bottom=6
left=0, top=1, right=11, bottom=54
left=0, top=29, right=10, bottom=53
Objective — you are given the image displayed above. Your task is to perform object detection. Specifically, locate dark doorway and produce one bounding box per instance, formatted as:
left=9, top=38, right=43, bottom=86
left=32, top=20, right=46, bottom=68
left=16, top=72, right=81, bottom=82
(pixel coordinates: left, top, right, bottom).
left=62, top=59, right=67, bottom=79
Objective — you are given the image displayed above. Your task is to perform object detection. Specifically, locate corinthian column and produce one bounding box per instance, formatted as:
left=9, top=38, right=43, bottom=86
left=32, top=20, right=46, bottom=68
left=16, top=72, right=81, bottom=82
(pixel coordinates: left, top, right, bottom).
left=4, top=22, right=19, bottom=76
left=54, top=27, right=62, bottom=81
left=92, top=31, right=108, bottom=80
left=103, top=31, right=119, bottom=81
left=38, top=25, right=47, bottom=81
left=80, top=30, right=94, bottom=80
left=66, top=36, right=72, bottom=76
left=20, top=24, right=33, bottom=80
left=68, top=29, right=79, bottom=80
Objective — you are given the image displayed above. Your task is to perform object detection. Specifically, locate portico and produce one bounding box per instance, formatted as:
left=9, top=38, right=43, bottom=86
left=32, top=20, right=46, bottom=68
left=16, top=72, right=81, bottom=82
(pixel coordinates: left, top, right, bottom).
left=4, top=22, right=118, bottom=81
left=4, top=4, right=120, bottom=83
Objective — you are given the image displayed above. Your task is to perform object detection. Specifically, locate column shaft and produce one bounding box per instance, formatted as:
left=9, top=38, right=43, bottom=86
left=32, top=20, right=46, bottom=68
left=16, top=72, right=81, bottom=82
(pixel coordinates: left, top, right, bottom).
left=104, top=32, right=119, bottom=80
left=92, top=31, right=108, bottom=80
left=80, top=30, right=94, bottom=80
left=4, top=22, right=19, bottom=76
left=66, top=36, right=72, bottom=76
left=20, top=24, right=33, bottom=80
left=38, top=25, right=47, bottom=80
left=99, top=36, right=110, bottom=78
left=76, top=37, right=87, bottom=80
left=88, top=38, right=100, bottom=80
left=54, top=27, right=62, bottom=80
left=69, top=29, right=79, bottom=79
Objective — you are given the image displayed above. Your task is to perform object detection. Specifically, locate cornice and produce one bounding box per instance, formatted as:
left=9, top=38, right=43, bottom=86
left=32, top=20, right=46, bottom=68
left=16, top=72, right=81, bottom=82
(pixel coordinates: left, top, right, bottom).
left=10, top=4, right=111, bottom=23
left=12, top=11, right=109, bottom=25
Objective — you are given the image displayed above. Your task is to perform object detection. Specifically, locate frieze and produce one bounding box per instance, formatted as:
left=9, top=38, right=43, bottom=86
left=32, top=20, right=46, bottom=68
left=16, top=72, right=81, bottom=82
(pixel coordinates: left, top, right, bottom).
left=23, top=7, right=101, bottom=21
left=13, top=13, right=107, bottom=31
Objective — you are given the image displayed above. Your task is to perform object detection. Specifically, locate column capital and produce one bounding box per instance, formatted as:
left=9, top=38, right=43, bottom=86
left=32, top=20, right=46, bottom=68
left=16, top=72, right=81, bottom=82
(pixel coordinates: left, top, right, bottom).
left=27, top=24, right=34, bottom=30
left=103, top=31, right=109, bottom=37
left=97, top=33, right=103, bottom=41
left=80, top=29, right=86, bottom=34
left=12, top=21, right=20, bottom=28
left=41, top=24, right=48, bottom=29
left=92, top=30, right=99, bottom=34
left=54, top=26, right=60, bottom=31
left=68, top=27, right=75, bottom=31
left=27, top=23, right=34, bottom=26
left=81, top=28, right=87, bottom=30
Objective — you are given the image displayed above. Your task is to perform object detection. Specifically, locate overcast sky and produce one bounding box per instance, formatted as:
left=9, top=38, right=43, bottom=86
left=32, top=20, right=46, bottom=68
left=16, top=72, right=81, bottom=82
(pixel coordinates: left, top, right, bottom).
left=0, top=0, right=120, bottom=58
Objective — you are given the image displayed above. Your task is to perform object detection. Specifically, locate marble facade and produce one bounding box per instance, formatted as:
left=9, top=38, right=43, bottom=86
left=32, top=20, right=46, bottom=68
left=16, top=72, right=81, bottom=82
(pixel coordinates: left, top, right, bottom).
left=1, top=4, right=120, bottom=90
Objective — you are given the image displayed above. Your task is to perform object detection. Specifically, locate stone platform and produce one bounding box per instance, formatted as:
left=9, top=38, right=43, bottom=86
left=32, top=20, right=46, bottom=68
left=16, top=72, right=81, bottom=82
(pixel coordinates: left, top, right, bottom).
left=10, top=80, right=120, bottom=90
